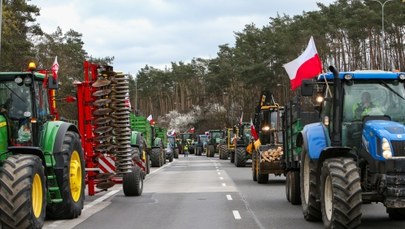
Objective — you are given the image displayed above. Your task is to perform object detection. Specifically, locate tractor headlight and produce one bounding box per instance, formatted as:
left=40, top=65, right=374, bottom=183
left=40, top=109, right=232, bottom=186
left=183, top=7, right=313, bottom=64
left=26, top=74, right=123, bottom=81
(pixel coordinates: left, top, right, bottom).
left=382, top=138, right=393, bottom=159
left=262, top=126, right=270, bottom=131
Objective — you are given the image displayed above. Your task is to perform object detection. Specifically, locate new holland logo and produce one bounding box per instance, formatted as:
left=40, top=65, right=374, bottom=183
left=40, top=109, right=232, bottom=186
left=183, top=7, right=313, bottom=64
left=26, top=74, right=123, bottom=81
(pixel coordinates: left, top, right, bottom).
left=397, top=134, right=402, bottom=138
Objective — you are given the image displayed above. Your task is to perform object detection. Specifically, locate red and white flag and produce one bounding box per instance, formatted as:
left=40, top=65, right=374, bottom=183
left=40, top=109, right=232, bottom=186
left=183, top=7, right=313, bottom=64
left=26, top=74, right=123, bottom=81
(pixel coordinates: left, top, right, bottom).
left=189, top=127, right=195, bottom=133
left=250, top=119, right=259, bottom=141
left=147, top=114, right=154, bottom=124
left=283, top=36, right=322, bottom=90
left=51, top=56, right=59, bottom=80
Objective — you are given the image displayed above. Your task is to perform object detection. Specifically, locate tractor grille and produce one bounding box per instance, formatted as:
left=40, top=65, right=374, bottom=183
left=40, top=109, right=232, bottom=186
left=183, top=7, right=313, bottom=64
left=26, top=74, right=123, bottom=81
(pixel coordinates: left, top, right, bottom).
left=391, top=140, right=405, bottom=157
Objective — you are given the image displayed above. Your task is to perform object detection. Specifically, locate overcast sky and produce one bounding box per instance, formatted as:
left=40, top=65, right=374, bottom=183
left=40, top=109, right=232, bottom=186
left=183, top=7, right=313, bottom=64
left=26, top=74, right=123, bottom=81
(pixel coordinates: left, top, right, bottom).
left=31, top=0, right=334, bottom=74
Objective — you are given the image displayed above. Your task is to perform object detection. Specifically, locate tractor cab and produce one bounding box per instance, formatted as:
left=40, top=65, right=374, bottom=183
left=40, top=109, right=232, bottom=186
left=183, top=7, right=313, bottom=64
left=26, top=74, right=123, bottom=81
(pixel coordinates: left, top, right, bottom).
left=0, top=69, right=54, bottom=147
left=305, top=69, right=405, bottom=160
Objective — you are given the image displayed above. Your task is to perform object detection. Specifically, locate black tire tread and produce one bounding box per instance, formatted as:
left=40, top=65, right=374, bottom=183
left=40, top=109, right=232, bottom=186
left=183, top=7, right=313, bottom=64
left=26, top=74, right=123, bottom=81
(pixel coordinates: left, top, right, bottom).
left=46, top=131, right=85, bottom=220
left=320, top=158, right=362, bottom=228
left=150, top=148, right=162, bottom=167
left=300, top=149, right=322, bottom=221
left=0, top=155, right=46, bottom=229
left=123, top=166, right=143, bottom=196
left=235, top=147, right=246, bottom=167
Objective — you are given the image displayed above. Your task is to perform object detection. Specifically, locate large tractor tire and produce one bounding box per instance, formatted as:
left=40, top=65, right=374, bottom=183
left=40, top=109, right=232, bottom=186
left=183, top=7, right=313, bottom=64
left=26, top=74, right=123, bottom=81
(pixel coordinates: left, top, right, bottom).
left=320, top=158, right=362, bottom=228
left=0, top=155, right=46, bottom=229
left=123, top=166, right=143, bottom=196
left=300, top=147, right=322, bottom=221
left=150, top=148, right=162, bottom=167
left=235, top=147, right=246, bottom=167
left=174, top=149, right=179, bottom=159
left=161, top=150, right=166, bottom=165
left=47, top=131, right=85, bottom=219
left=219, top=144, right=228, bottom=160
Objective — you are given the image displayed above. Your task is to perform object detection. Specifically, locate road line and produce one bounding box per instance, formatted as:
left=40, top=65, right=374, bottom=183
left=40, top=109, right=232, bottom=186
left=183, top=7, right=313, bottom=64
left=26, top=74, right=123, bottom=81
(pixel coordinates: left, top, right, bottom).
left=219, top=177, right=224, bottom=180
left=222, top=183, right=226, bottom=187
left=232, top=210, right=241, bottom=220
left=83, top=190, right=120, bottom=210
left=217, top=172, right=221, bottom=175
left=226, top=194, right=233, bottom=200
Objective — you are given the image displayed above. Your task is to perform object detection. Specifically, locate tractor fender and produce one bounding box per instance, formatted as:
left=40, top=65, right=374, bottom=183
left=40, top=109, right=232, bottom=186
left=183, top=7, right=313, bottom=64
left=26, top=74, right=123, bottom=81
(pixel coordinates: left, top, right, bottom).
left=300, top=122, right=330, bottom=160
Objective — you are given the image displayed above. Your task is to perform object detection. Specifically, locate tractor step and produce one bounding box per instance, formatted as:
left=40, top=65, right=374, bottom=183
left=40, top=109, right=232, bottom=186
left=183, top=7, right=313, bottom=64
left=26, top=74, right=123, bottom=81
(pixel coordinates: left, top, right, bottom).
left=50, top=198, right=63, bottom=203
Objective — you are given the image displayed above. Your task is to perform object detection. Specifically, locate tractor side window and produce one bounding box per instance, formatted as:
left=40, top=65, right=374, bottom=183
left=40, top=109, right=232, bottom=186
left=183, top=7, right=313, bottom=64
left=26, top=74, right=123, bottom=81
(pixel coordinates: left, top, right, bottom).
left=35, top=81, right=50, bottom=123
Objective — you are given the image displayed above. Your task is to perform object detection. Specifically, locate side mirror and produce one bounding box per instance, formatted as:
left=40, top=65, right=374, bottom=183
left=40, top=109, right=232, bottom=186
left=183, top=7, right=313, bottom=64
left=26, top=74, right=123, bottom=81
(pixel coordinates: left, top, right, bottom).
left=301, top=80, right=314, bottom=96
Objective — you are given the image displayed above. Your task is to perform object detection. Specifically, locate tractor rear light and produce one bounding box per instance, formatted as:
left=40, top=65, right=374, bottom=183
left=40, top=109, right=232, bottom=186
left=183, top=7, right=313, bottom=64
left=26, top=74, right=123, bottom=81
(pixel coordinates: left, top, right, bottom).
left=262, top=126, right=270, bottom=131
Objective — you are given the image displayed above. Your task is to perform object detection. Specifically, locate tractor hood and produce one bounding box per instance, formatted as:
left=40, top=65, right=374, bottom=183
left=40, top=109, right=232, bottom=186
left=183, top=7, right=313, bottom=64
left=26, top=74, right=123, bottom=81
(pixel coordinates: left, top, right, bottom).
left=362, top=120, right=405, bottom=160
left=363, top=120, right=405, bottom=140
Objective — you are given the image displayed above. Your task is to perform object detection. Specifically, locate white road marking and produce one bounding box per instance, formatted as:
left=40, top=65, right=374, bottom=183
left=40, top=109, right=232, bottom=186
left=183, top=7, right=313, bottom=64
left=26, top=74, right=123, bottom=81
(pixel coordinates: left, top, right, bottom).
left=222, top=183, right=226, bottom=187
left=83, top=190, right=120, bottom=210
left=233, top=210, right=241, bottom=220
left=226, top=194, right=233, bottom=200
left=217, top=172, right=221, bottom=175
left=219, top=177, right=224, bottom=180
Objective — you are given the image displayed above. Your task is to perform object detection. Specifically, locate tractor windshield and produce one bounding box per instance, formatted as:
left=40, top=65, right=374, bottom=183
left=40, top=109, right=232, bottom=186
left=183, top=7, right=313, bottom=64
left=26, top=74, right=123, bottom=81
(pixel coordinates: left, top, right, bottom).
left=343, top=81, right=405, bottom=123
left=342, top=81, right=405, bottom=147
left=0, top=79, right=33, bottom=145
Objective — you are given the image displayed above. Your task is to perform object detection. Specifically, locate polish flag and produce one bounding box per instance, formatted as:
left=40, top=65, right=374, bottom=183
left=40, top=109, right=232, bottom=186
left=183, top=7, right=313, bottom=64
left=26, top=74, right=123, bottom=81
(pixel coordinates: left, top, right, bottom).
left=250, top=119, right=258, bottom=141
left=189, top=127, right=195, bottom=133
left=51, top=56, right=59, bottom=80
left=147, top=114, right=154, bottom=124
left=283, top=36, right=322, bottom=90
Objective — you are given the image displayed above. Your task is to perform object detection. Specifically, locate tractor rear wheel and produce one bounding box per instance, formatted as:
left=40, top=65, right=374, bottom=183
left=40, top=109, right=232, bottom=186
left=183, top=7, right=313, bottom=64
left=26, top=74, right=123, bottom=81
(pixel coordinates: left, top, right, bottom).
left=230, top=152, right=235, bottom=163
left=207, top=145, right=215, bottom=157
left=300, top=147, right=321, bottom=221
left=235, top=147, right=246, bottom=167
left=0, top=155, right=46, bottom=229
left=150, top=148, right=162, bottom=167
left=123, top=166, right=143, bottom=196
left=47, top=131, right=85, bottom=219
left=174, top=149, right=179, bottom=159
left=320, top=158, right=362, bottom=228
left=286, top=171, right=291, bottom=202
left=168, top=152, right=174, bottom=162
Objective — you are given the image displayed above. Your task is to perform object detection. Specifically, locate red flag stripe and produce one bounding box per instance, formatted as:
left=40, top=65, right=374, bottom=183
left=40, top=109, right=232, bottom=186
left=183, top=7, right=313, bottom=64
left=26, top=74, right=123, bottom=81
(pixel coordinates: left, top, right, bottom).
left=290, top=53, right=322, bottom=90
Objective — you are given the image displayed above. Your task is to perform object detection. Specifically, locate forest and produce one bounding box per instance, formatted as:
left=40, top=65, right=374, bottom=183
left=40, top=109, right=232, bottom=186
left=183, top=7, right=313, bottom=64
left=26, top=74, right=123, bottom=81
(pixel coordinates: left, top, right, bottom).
left=1, top=0, right=404, bottom=133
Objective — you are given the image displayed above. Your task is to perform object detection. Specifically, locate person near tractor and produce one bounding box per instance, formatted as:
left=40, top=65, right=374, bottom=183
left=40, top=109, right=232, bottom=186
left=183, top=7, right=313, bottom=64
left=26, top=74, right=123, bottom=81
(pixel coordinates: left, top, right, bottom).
left=352, top=91, right=380, bottom=120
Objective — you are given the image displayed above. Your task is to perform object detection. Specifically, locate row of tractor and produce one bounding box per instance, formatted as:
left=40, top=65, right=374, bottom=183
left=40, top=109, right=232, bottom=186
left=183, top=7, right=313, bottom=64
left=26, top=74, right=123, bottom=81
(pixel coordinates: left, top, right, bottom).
left=0, top=61, right=178, bottom=228
left=231, top=67, right=405, bottom=228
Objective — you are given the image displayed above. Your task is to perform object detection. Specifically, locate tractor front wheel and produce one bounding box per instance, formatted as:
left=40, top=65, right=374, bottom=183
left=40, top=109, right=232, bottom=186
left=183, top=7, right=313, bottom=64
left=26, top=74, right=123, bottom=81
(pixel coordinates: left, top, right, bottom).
left=300, top=147, right=321, bottom=221
left=235, top=147, right=246, bottom=167
left=320, top=158, right=362, bottom=228
left=0, top=155, right=46, bottom=229
left=47, top=131, right=85, bottom=219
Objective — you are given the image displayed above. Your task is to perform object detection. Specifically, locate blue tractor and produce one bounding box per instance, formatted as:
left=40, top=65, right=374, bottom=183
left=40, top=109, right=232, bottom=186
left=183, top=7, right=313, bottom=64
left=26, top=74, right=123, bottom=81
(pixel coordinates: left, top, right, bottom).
left=298, top=66, right=405, bottom=228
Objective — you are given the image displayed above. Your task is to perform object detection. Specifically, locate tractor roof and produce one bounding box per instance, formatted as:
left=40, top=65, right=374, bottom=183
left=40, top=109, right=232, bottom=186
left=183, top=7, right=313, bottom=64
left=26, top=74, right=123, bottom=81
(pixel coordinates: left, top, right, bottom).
left=319, top=70, right=405, bottom=81
left=0, top=72, right=46, bottom=80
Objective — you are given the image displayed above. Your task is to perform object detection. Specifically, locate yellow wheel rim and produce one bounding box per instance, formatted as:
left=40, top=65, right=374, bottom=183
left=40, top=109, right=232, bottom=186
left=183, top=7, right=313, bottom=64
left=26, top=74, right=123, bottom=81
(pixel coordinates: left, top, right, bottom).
left=32, top=173, right=43, bottom=218
left=70, top=150, right=82, bottom=202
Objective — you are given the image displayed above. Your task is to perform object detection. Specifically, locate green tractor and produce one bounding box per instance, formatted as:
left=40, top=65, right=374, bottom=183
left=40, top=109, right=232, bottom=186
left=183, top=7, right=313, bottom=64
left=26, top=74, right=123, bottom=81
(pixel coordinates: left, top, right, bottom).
left=130, top=114, right=165, bottom=167
left=232, top=122, right=252, bottom=167
left=0, top=64, right=85, bottom=228
left=168, top=135, right=179, bottom=158
left=206, top=130, right=225, bottom=157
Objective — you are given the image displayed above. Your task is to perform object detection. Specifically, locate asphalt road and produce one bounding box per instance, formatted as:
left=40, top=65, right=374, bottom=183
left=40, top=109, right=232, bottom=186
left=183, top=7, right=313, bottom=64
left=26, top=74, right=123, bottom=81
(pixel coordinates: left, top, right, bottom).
left=44, top=155, right=405, bottom=229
